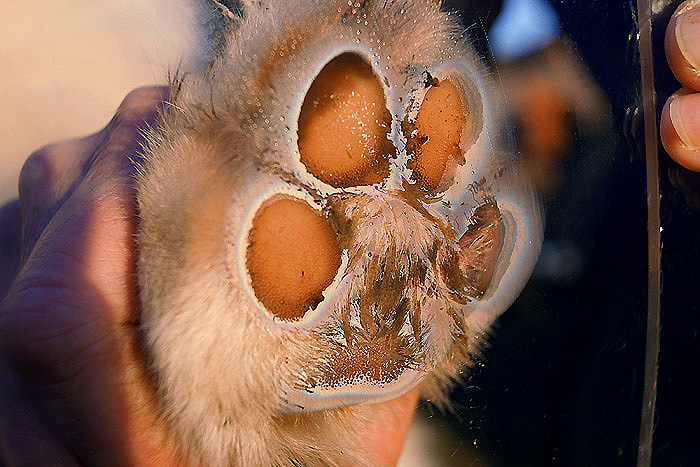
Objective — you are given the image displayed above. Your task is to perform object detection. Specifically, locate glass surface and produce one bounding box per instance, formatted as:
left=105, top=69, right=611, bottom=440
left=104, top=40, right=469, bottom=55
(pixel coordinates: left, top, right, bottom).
left=417, top=1, right=697, bottom=465
left=2, top=1, right=699, bottom=465
left=650, top=1, right=700, bottom=465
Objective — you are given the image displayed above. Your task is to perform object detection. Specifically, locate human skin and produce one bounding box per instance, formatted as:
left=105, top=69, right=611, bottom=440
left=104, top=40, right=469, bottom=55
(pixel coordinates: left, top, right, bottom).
left=0, top=87, right=416, bottom=466
left=661, top=0, right=700, bottom=172
left=0, top=87, right=182, bottom=466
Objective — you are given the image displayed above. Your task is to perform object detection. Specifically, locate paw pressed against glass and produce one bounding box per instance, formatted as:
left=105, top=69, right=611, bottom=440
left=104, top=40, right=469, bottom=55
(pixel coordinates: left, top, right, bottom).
left=136, top=1, right=542, bottom=465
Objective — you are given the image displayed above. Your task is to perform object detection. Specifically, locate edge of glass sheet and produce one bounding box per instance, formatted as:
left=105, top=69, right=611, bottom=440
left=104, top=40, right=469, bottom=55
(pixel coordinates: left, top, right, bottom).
left=635, top=0, right=661, bottom=465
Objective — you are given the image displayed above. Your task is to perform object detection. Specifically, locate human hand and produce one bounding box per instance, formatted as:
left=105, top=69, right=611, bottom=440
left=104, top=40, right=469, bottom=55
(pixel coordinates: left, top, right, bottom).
left=661, top=0, right=700, bottom=172
left=0, top=86, right=182, bottom=466
left=0, top=86, right=418, bottom=466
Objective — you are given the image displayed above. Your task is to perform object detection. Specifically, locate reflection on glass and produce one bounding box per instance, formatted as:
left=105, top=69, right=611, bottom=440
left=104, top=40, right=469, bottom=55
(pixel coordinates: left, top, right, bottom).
left=415, top=1, right=657, bottom=466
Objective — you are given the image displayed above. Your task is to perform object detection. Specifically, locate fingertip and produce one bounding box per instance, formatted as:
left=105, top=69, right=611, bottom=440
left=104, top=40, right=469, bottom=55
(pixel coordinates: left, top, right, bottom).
left=666, top=1, right=700, bottom=91
left=86, top=86, right=170, bottom=190
left=111, top=86, right=170, bottom=138
left=17, top=136, right=99, bottom=258
left=119, top=86, right=170, bottom=112
left=18, top=147, right=52, bottom=204
left=661, top=89, right=700, bottom=172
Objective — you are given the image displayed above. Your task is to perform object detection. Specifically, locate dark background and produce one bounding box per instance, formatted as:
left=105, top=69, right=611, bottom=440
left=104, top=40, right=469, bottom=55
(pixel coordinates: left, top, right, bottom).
left=429, top=1, right=700, bottom=465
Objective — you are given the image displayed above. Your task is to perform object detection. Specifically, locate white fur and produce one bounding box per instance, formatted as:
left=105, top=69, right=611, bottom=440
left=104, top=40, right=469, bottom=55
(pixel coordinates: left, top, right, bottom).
left=136, top=0, right=542, bottom=465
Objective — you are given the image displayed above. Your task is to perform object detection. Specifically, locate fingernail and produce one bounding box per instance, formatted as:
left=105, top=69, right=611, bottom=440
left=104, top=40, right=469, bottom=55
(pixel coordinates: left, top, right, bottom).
left=676, top=8, right=700, bottom=70
left=670, top=92, right=700, bottom=149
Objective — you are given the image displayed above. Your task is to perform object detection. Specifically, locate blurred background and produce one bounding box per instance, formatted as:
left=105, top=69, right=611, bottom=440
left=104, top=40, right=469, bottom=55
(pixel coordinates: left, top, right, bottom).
left=431, top=1, right=700, bottom=466
left=0, top=1, right=198, bottom=204
left=2, top=0, right=698, bottom=465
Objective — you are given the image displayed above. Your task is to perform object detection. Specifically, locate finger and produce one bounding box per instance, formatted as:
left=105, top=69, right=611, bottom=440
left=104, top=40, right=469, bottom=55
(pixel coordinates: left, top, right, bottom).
left=1, top=86, right=178, bottom=466
left=665, top=0, right=700, bottom=91
left=67, top=86, right=169, bottom=323
left=0, top=200, right=21, bottom=299
left=660, top=88, right=700, bottom=171
left=82, top=86, right=169, bottom=197
left=18, top=134, right=101, bottom=262
left=17, top=86, right=168, bottom=265
left=362, top=388, right=419, bottom=466
left=5, top=85, right=170, bottom=371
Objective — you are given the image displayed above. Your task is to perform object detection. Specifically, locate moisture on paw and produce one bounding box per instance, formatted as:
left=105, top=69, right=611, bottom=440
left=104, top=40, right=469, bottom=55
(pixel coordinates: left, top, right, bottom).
left=404, top=78, right=468, bottom=191
left=457, top=202, right=503, bottom=295
left=440, top=201, right=504, bottom=304
left=322, top=333, right=413, bottom=385
left=136, top=1, right=543, bottom=466
left=246, top=196, right=341, bottom=321
left=297, top=53, right=393, bottom=187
